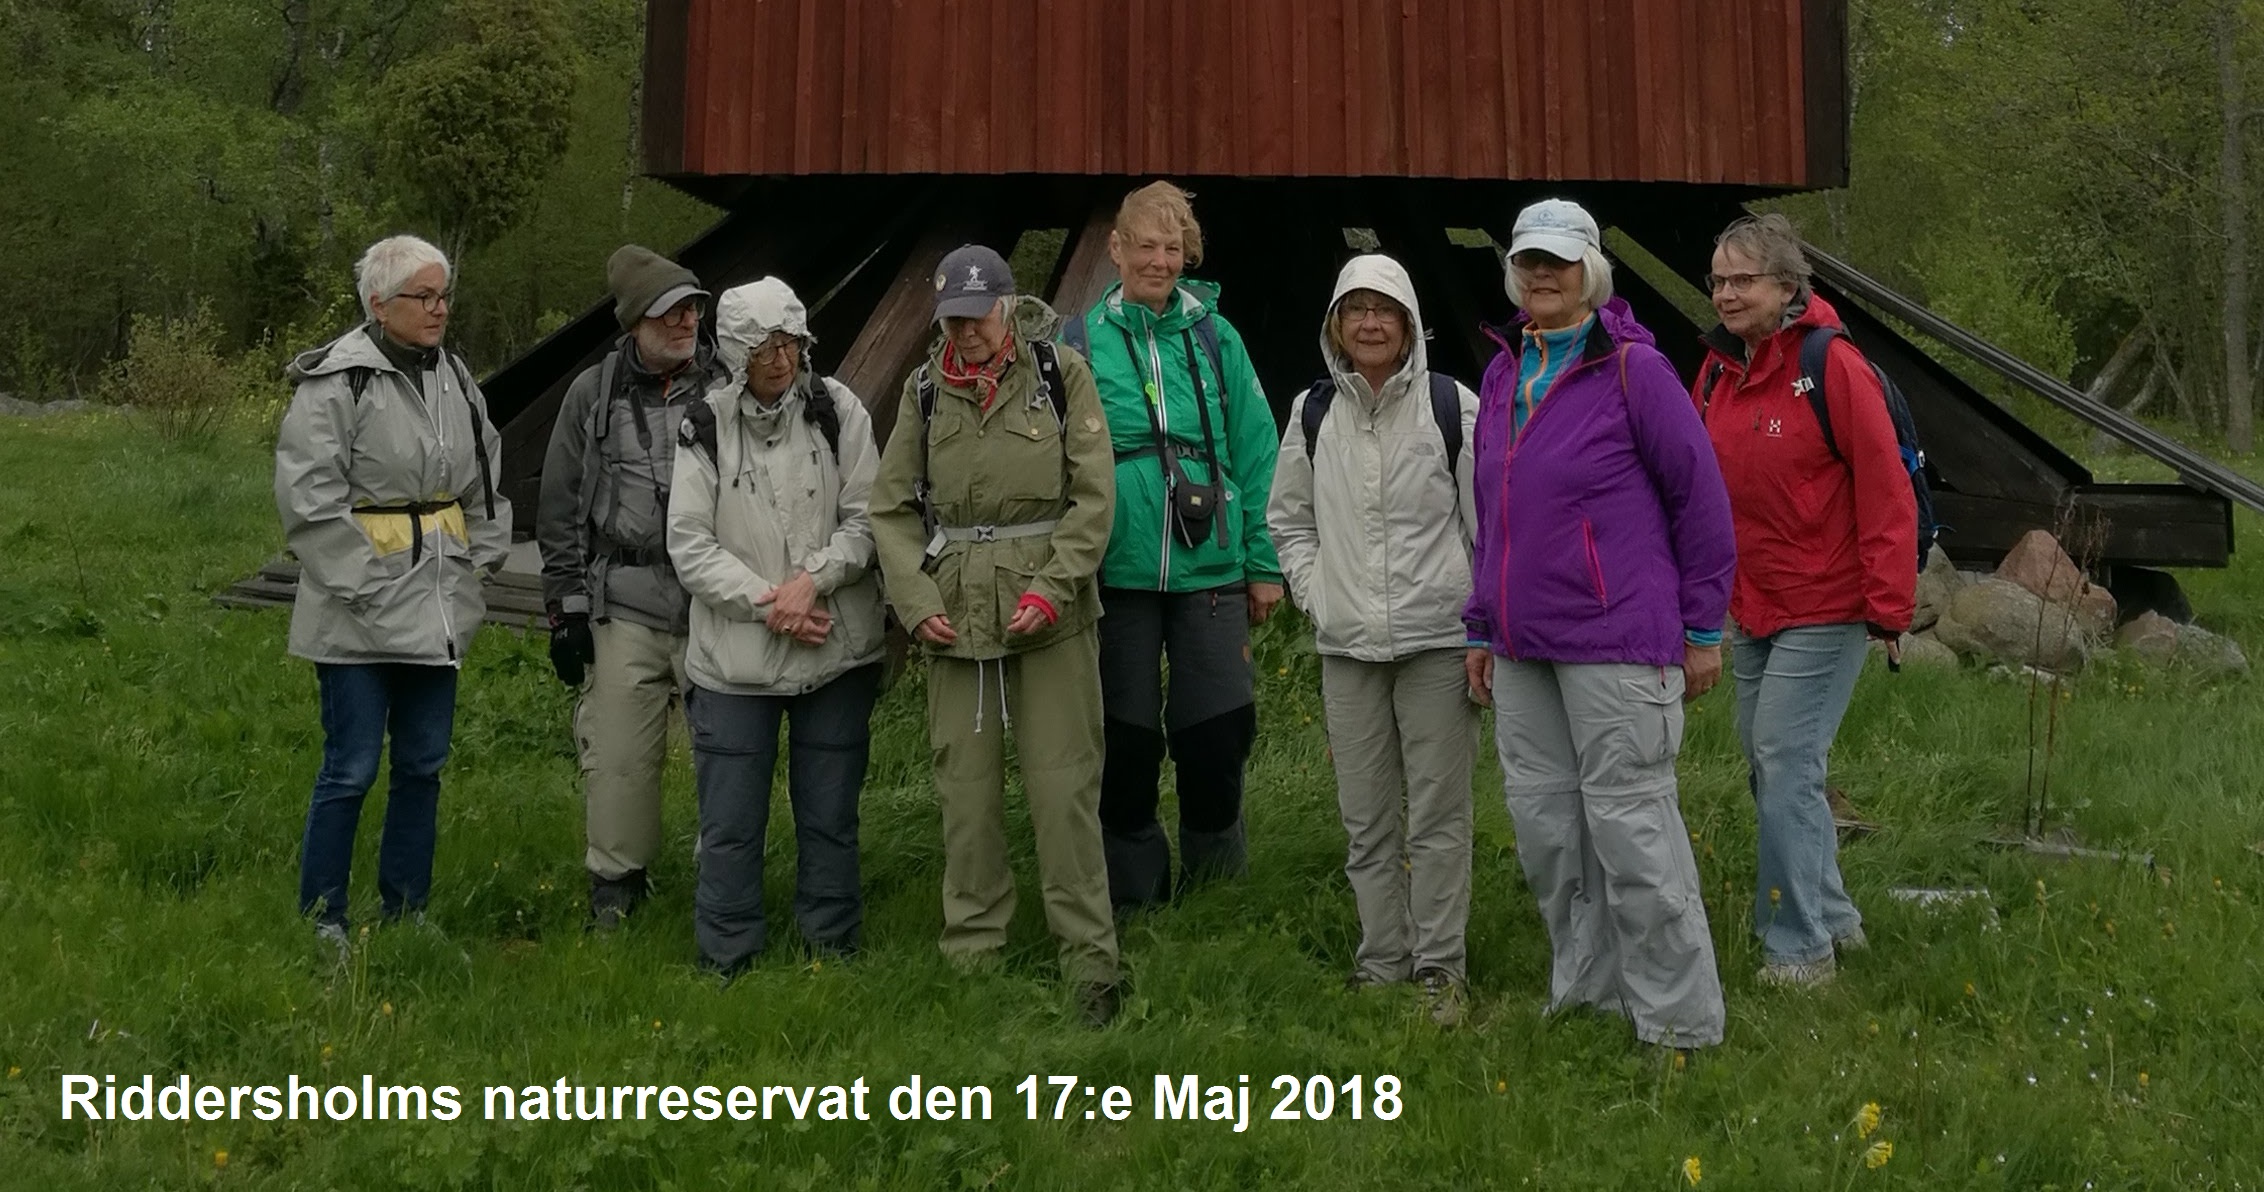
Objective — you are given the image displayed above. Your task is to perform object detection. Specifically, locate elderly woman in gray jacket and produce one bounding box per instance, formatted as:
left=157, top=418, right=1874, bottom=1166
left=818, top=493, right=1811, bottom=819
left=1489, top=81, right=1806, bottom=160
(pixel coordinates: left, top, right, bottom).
left=1268, top=253, right=1481, bottom=1027
left=275, top=234, right=511, bottom=957
left=669, top=277, right=886, bottom=974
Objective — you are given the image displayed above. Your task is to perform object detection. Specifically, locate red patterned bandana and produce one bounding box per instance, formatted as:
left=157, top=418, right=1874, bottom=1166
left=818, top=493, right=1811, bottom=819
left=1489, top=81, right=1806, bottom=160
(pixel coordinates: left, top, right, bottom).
left=939, top=337, right=1018, bottom=411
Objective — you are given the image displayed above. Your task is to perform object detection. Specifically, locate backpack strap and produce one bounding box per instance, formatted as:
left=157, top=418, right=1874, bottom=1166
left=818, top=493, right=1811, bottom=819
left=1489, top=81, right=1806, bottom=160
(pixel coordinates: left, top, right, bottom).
left=1797, top=327, right=1845, bottom=461
left=678, top=397, right=720, bottom=466
left=591, top=349, right=621, bottom=444
left=1300, top=377, right=1338, bottom=458
left=346, top=365, right=374, bottom=402
left=1192, top=312, right=1230, bottom=438
left=1031, top=338, right=1070, bottom=428
left=804, top=375, right=842, bottom=460
left=1699, top=359, right=1726, bottom=422
left=1061, top=311, right=1089, bottom=360
left=445, top=350, right=497, bottom=521
left=1428, top=372, right=1463, bottom=484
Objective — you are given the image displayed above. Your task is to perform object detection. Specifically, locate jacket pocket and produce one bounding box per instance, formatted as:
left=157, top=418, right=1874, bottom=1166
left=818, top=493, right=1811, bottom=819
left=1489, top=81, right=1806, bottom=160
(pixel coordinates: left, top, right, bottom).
left=996, top=564, right=1069, bottom=651
left=1581, top=518, right=1608, bottom=609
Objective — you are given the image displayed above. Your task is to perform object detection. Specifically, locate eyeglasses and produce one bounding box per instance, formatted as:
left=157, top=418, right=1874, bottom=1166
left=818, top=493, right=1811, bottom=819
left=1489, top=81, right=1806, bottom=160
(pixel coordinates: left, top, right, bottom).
left=1338, top=300, right=1403, bottom=325
left=393, top=289, right=452, bottom=313
left=1705, top=272, right=1785, bottom=295
left=751, top=337, right=801, bottom=364
left=1509, top=250, right=1576, bottom=272
left=658, top=298, right=705, bottom=326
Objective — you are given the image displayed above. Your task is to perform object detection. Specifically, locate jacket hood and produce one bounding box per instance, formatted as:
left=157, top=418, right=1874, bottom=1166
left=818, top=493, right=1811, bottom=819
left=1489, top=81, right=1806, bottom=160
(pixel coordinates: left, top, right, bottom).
left=713, top=277, right=813, bottom=389
left=285, top=324, right=400, bottom=384
left=1319, top=254, right=1429, bottom=401
left=1006, top=292, right=1063, bottom=344
left=1096, top=277, right=1222, bottom=330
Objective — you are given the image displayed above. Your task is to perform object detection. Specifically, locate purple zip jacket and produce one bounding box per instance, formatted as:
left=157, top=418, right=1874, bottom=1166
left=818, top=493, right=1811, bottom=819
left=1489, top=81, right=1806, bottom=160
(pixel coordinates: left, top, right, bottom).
left=1462, top=298, right=1735, bottom=667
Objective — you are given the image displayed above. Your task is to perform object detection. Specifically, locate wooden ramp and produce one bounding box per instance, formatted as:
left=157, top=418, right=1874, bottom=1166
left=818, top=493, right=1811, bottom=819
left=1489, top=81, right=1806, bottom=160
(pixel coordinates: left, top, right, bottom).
left=216, top=555, right=549, bottom=631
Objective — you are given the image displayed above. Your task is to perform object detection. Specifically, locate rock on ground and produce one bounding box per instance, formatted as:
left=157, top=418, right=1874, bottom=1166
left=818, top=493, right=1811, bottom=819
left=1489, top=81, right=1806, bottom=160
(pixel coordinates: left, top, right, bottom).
left=1995, top=529, right=2117, bottom=638
left=1911, top=545, right=1964, bottom=633
left=2113, top=610, right=2248, bottom=677
left=1934, top=577, right=2094, bottom=673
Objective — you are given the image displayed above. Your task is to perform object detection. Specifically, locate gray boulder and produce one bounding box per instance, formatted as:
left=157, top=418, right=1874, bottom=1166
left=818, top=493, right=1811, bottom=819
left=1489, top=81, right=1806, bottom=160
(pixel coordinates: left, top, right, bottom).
left=1911, top=546, right=1964, bottom=633
left=2114, top=611, right=2181, bottom=664
left=1934, top=577, right=2094, bottom=673
left=1995, top=529, right=2117, bottom=638
left=2115, top=611, right=2250, bottom=677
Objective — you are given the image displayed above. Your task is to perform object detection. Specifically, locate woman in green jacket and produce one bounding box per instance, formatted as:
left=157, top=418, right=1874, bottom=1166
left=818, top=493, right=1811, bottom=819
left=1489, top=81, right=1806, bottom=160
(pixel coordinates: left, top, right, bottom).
left=1068, top=182, right=1284, bottom=913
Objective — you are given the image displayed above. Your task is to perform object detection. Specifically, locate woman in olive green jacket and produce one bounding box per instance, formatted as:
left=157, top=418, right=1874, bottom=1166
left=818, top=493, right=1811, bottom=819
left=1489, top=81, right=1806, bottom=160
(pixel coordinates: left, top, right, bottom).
left=869, top=244, right=1122, bottom=1027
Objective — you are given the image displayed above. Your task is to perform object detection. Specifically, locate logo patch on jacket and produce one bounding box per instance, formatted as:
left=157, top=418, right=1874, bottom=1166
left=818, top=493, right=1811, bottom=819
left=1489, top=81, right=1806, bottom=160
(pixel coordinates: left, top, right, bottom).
left=1766, top=417, right=1784, bottom=438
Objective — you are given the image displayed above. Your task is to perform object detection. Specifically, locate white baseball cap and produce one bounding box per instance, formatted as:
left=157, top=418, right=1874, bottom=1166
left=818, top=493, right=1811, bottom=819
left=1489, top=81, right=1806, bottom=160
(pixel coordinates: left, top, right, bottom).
left=1508, top=199, right=1601, bottom=261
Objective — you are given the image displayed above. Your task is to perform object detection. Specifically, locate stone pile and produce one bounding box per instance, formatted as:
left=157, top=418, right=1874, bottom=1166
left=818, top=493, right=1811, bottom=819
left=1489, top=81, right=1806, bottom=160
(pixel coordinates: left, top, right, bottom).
left=1890, top=530, right=2246, bottom=678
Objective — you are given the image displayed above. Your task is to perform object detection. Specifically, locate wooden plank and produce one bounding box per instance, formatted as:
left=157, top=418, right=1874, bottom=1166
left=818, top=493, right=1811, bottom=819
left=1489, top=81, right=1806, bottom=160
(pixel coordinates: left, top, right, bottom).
left=640, top=0, right=689, bottom=174
left=834, top=220, right=1006, bottom=447
left=1801, top=0, right=1849, bottom=186
left=1048, top=206, right=1119, bottom=330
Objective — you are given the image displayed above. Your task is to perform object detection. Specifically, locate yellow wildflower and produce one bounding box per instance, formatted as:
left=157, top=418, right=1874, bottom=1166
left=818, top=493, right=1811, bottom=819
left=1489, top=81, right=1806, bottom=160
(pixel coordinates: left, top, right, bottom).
left=214, top=1150, right=229, bottom=1169
left=1855, top=1101, right=1881, bottom=1139
left=1867, top=1021, right=1880, bottom=1037
left=1768, top=887, right=1782, bottom=906
left=1494, top=1080, right=1506, bottom=1093
left=1964, top=982, right=1977, bottom=999
left=380, top=1001, right=394, bottom=1017
left=1682, top=1155, right=1703, bottom=1185
left=2103, top=919, right=2116, bottom=938
left=320, top=1045, right=333, bottom=1062
left=5, top=1066, right=18, bottom=1079
left=2138, top=1071, right=2150, bottom=1090
left=651, top=1019, right=663, bottom=1030
left=1863, top=1140, right=1893, bottom=1169
left=1673, top=1051, right=1687, bottom=1072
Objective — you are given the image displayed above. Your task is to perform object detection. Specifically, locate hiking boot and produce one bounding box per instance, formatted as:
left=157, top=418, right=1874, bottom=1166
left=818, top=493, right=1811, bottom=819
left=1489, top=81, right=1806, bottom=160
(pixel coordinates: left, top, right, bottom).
left=1834, top=925, right=1869, bottom=954
left=314, top=920, right=351, bottom=966
left=1756, top=954, right=1837, bottom=989
left=1076, top=981, right=1123, bottom=1029
left=943, top=947, right=1005, bottom=976
left=1417, top=967, right=1468, bottom=1029
left=587, top=869, right=649, bottom=933
left=1344, top=969, right=1393, bottom=993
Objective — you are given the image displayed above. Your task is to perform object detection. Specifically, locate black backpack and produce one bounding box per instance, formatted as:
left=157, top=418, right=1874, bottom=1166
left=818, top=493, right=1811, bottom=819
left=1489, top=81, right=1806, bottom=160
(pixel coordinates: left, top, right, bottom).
left=678, top=373, right=841, bottom=466
left=912, top=339, right=1071, bottom=557
left=1062, top=308, right=1227, bottom=399
left=1298, top=371, right=1465, bottom=484
left=1703, top=327, right=1938, bottom=573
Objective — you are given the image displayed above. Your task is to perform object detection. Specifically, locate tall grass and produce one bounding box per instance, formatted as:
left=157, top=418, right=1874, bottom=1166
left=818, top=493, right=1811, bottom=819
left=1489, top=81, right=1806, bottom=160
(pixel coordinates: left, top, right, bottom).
left=1, top=414, right=2260, bottom=1189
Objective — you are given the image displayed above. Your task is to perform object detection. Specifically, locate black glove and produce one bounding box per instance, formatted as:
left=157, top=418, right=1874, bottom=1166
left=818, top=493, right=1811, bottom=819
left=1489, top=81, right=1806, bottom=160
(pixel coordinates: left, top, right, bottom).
left=549, top=612, right=595, bottom=686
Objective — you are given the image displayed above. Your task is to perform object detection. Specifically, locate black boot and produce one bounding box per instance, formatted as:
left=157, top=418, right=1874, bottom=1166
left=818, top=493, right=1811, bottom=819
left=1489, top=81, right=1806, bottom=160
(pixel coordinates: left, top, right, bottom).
left=1101, top=719, right=1172, bottom=914
left=588, top=868, right=649, bottom=932
left=1170, top=705, right=1257, bottom=892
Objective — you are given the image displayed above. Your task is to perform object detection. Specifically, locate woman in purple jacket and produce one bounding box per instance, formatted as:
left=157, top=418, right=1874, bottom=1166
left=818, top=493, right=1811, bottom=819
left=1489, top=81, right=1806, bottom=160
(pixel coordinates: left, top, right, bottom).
left=1463, top=199, right=1738, bottom=1049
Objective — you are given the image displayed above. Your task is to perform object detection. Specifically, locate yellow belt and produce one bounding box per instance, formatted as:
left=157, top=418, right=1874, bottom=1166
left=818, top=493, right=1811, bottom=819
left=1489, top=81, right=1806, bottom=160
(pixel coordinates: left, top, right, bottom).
left=354, top=499, right=468, bottom=563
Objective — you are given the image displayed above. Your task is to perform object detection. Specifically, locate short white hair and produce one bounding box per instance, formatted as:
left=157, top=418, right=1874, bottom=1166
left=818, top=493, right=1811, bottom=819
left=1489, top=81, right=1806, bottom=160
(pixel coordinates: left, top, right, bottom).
left=354, top=235, right=451, bottom=319
left=1503, top=244, right=1615, bottom=312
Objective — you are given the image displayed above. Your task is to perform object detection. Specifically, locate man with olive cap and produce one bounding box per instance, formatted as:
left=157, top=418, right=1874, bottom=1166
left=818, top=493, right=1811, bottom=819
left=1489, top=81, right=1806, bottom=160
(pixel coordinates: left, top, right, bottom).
left=869, top=245, right=1124, bottom=1025
left=538, top=244, right=721, bottom=930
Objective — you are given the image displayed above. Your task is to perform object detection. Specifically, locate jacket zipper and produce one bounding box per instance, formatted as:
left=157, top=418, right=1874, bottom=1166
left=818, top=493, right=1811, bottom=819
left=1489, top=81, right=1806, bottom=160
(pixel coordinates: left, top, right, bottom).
left=1492, top=348, right=1609, bottom=659
left=1145, top=322, right=1171, bottom=589
left=1581, top=517, right=1608, bottom=608
left=427, top=362, right=458, bottom=662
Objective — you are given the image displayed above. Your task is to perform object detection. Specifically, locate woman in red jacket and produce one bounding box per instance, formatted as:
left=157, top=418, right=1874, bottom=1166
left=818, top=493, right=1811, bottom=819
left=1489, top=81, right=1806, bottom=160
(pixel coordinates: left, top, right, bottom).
left=1692, top=213, right=1916, bottom=989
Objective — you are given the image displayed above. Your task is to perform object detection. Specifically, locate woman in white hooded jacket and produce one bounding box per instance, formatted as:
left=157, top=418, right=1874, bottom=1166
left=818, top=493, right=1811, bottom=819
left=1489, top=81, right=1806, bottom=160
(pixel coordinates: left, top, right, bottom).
left=1267, top=254, right=1481, bottom=1026
left=668, top=277, right=886, bottom=974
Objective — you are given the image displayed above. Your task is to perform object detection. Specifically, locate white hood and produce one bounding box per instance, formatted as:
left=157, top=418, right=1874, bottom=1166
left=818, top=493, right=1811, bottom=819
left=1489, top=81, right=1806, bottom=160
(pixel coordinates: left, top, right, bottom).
left=714, top=277, right=813, bottom=389
left=1318, top=253, right=1430, bottom=406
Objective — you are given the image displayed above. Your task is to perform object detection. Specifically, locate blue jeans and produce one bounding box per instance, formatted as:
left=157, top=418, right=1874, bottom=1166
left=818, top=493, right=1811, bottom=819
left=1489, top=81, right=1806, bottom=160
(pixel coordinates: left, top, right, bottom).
left=685, top=666, right=882, bottom=970
left=1731, top=623, right=1868, bottom=965
left=299, top=663, right=459, bottom=926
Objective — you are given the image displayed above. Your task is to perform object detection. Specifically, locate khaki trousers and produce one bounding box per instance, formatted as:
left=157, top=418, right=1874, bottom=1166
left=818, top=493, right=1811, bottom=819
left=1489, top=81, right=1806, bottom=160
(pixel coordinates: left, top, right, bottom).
left=1320, top=648, right=1477, bottom=982
left=575, top=618, right=689, bottom=880
left=927, top=630, right=1119, bottom=986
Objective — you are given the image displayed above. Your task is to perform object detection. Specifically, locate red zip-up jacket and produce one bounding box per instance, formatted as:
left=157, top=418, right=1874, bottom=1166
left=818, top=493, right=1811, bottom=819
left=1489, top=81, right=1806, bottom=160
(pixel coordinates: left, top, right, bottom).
left=1691, top=294, right=1916, bottom=639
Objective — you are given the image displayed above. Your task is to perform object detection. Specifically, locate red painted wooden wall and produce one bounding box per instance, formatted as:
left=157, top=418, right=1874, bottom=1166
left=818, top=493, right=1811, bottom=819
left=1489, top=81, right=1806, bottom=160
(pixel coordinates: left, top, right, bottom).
left=643, top=0, right=1846, bottom=188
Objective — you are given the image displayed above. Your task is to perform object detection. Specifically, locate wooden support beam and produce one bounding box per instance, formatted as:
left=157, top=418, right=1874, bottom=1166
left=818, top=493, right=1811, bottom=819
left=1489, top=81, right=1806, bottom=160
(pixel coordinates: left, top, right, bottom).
left=1046, top=206, right=1117, bottom=326
left=835, top=195, right=1027, bottom=446
left=1369, top=208, right=1501, bottom=388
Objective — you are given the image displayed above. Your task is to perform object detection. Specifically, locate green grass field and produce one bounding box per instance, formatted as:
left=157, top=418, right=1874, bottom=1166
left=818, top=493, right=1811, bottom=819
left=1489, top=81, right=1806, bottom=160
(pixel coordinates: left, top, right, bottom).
left=3, top=413, right=2262, bottom=1190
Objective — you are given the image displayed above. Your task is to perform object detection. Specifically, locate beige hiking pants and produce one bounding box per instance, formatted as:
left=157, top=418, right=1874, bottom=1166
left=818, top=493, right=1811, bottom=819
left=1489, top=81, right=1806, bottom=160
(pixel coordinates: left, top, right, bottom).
left=575, top=618, right=689, bottom=880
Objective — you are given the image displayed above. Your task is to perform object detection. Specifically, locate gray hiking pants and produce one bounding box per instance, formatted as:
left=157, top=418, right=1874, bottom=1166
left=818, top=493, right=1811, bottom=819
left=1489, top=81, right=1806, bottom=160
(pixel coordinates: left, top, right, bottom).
left=1321, top=649, right=1476, bottom=983
left=685, top=666, right=882, bottom=970
left=1490, top=658, right=1724, bottom=1048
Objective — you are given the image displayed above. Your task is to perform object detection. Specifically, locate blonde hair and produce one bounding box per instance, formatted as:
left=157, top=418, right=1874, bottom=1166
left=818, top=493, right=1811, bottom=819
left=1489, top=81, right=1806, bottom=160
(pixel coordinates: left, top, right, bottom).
left=1114, top=181, right=1205, bottom=267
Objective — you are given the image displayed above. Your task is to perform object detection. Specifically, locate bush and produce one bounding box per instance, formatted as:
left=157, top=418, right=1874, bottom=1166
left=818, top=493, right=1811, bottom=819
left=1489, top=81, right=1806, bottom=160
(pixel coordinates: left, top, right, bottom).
left=100, top=303, right=264, bottom=442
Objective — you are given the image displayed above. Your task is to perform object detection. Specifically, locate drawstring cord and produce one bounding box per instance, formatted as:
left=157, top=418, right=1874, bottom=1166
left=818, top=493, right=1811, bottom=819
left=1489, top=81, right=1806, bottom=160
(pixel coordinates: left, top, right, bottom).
left=971, top=658, right=1014, bottom=735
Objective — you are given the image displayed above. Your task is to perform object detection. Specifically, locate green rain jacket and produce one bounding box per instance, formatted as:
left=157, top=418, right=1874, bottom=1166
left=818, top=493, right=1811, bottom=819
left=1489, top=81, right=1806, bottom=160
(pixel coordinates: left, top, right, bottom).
left=871, top=295, right=1116, bottom=661
left=1075, top=280, right=1281, bottom=592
